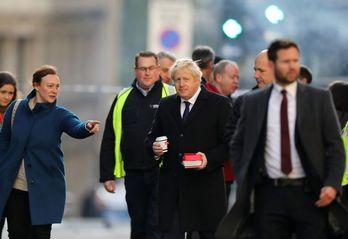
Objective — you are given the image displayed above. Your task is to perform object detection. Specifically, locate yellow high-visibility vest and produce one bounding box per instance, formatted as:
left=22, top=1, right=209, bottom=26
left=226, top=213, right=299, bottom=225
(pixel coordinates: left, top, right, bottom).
left=342, top=121, right=348, bottom=186
left=112, top=83, right=175, bottom=178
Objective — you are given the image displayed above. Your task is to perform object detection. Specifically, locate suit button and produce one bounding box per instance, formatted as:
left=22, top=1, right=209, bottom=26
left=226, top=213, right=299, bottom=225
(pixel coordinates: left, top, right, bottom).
left=30, top=180, right=35, bottom=184
left=180, top=134, right=184, bottom=137
left=27, top=164, right=32, bottom=168
left=178, top=153, right=182, bottom=157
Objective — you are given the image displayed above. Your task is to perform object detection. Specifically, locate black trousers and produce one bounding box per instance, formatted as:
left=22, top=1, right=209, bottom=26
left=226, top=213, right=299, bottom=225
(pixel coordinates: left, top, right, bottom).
left=4, top=189, right=52, bottom=239
left=0, top=217, right=4, bottom=239
left=340, top=185, right=348, bottom=238
left=254, top=182, right=327, bottom=239
left=161, top=201, right=215, bottom=239
left=124, top=168, right=160, bottom=239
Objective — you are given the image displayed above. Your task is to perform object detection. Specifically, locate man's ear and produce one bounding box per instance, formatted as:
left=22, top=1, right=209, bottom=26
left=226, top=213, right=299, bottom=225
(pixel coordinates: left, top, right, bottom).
left=209, top=60, right=214, bottom=70
left=215, top=73, right=222, bottom=83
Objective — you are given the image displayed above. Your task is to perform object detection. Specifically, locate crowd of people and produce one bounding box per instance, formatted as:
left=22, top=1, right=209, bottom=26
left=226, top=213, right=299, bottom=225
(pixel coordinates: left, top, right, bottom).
left=0, top=38, right=348, bottom=239
left=99, top=39, right=348, bottom=239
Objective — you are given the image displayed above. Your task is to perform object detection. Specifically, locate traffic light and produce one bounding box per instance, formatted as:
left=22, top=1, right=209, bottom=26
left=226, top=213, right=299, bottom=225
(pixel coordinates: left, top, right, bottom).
left=265, top=5, right=284, bottom=24
left=222, top=18, right=243, bottom=39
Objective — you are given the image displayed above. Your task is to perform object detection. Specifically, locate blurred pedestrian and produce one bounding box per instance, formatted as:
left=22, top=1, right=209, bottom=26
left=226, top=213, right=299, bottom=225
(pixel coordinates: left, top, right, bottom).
left=253, top=49, right=275, bottom=89
left=157, top=51, right=176, bottom=85
left=208, top=60, right=239, bottom=99
left=224, top=49, right=275, bottom=148
left=192, top=45, right=215, bottom=86
left=298, top=65, right=312, bottom=85
left=328, top=81, right=348, bottom=238
left=0, top=71, right=17, bottom=129
left=328, top=80, right=348, bottom=128
left=99, top=51, right=175, bottom=239
left=0, top=71, right=17, bottom=239
left=0, top=65, right=100, bottom=239
left=146, top=58, right=231, bottom=239
left=206, top=60, right=240, bottom=203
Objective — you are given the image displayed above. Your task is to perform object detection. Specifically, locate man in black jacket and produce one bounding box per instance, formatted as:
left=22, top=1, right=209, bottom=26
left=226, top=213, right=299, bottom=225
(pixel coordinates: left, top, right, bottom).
left=99, top=51, right=174, bottom=239
left=146, top=58, right=231, bottom=239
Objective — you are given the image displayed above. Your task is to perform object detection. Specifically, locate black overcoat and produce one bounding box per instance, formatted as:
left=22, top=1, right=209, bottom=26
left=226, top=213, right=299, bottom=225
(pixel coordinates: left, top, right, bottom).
left=146, top=87, right=231, bottom=231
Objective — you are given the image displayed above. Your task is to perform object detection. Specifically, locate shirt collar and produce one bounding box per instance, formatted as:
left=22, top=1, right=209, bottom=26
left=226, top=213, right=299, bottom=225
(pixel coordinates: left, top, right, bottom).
left=273, top=80, right=297, bottom=98
left=135, top=81, right=154, bottom=96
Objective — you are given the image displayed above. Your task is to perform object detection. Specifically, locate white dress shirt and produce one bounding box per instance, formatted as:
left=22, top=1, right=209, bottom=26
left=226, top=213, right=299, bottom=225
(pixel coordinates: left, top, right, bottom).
left=180, top=87, right=201, bottom=117
left=265, top=81, right=306, bottom=179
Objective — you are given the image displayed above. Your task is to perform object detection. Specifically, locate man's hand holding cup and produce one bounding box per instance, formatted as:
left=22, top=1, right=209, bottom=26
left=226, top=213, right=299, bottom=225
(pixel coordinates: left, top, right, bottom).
left=153, top=136, right=168, bottom=157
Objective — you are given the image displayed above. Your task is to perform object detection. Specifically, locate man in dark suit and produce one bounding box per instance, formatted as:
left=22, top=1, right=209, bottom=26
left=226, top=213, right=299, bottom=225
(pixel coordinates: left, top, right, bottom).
left=146, top=58, right=231, bottom=239
left=224, top=39, right=345, bottom=239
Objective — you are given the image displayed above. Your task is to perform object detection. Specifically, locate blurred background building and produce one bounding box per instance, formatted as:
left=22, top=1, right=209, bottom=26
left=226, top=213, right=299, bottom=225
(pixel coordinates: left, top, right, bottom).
left=0, top=0, right=347, bottom=218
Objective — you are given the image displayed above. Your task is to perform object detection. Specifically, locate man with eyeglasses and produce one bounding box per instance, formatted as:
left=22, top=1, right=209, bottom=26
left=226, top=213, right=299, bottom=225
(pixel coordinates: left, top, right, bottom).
left=100, top=51, right=175, bottom=239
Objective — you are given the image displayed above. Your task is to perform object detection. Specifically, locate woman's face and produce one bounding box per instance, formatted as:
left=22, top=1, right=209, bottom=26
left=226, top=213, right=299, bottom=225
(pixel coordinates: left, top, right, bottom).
left=34, top=74, right=60, bottom=103
left=0, top=84, right=15, bottom=107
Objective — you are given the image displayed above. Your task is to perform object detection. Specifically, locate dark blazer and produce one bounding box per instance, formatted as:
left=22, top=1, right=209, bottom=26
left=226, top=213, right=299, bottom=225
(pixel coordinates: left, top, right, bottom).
left=145, top=87, right=231, bottom=232
left=217, top=83, right=346, bottom=238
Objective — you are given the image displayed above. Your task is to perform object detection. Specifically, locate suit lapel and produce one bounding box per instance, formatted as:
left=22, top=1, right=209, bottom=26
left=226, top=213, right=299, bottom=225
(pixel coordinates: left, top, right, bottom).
left=294, top=83, right=308, bottom=165
left=170, top=95, right=183, bottom=128
left=171, top=95, right=182, bottom=122
left=295, top=83, right=306, bottom=130
left=253, top=85, right=273, bottom=136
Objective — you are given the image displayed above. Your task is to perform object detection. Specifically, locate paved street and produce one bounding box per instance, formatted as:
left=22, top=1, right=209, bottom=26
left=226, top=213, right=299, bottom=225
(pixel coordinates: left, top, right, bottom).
left=1, top=217, right=130, bottom=239
left=1, top=185, right=236, bottom=239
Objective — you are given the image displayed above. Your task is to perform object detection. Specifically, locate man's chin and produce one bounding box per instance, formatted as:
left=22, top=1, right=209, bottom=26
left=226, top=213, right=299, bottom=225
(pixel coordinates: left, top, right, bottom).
left=258, top=83, right=265, bottom=88
left=178, top=94, right=188, bottom=100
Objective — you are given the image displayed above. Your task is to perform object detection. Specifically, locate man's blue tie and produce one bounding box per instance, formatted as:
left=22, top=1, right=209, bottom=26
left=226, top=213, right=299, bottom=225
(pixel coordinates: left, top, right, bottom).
left=182, top=101, right=191, bottom=121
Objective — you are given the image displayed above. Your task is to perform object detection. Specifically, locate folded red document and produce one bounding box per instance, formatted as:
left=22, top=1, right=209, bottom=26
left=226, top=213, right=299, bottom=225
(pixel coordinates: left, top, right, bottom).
left=182, top=153, right=202, bottom=168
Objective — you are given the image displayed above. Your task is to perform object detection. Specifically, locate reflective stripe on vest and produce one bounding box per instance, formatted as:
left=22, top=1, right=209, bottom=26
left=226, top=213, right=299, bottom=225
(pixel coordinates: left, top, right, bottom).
left=112, top=83, right=176, bottom=178
left=342, top=121, right=348, bottom=186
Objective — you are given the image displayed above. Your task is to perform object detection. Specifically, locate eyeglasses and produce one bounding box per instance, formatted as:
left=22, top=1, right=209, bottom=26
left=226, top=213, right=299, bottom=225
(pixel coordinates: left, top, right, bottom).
left=136, top=65, right=157, bottom=72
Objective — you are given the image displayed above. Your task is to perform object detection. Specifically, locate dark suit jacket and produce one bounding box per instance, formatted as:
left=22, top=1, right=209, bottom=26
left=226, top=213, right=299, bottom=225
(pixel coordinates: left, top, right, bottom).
left=224, top=86, right=259, bottom=147
left=145, top=87, right=231, bottom=232
left=217, top=83, right=346, bottom=238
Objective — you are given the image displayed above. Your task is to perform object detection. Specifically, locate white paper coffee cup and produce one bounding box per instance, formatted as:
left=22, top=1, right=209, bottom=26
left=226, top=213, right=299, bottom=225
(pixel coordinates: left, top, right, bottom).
left=155, top=136, right=168, bottom=152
